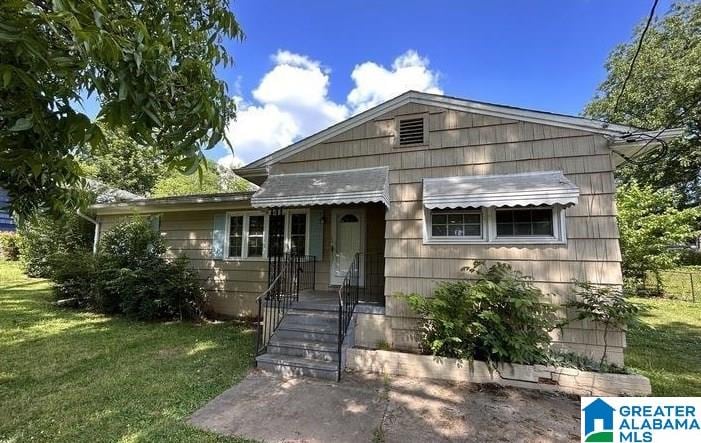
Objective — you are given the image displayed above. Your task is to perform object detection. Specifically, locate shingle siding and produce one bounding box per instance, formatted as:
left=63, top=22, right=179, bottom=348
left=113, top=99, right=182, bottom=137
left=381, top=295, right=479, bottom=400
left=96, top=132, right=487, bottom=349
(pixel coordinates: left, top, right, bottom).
left=271, top=102, right=625, bottom=364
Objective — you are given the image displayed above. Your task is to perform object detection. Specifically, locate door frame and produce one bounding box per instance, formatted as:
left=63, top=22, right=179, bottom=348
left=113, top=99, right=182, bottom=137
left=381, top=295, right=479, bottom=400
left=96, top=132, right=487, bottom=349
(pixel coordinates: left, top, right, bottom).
left=330, top=207, right=366, bottom=286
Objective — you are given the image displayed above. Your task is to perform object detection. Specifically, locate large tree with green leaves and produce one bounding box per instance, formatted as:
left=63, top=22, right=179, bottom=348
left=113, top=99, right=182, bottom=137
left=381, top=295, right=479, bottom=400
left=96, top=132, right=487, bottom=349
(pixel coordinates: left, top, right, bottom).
left=585, top=1, right=701, bottom=206
left=152, top=160, right=251, bottom=197
left=80, top=126, right=165, bottom=195
left=617, top=181, right=699, bottom=287
left=0, top=0, right=242, bottom=217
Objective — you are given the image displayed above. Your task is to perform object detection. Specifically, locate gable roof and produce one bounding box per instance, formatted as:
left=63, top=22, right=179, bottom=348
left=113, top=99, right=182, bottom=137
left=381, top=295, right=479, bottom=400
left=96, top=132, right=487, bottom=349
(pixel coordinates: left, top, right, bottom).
left=239, top=90, right=643, bottom=172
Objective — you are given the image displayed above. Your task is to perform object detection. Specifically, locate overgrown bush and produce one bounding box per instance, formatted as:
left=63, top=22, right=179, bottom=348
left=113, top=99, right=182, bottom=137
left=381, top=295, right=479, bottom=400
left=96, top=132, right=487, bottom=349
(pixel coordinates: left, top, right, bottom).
left=87, top=217, right=202, bottom=320
left=407, top=262, right=557, bottom=368
left=0, top=232, right=20, bottom=260
left=565, top=281, right=640, bottom=367
left=16, top=212, right=93, bottom=277
left=48, top=251, right=97, bottom=306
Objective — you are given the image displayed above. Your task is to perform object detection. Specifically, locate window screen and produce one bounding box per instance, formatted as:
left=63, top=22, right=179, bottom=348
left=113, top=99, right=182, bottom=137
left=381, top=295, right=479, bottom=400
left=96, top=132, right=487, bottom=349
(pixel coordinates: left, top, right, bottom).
left=431, top=210, right=481, bottom=237
left=496, top=208, right=553, bottom=237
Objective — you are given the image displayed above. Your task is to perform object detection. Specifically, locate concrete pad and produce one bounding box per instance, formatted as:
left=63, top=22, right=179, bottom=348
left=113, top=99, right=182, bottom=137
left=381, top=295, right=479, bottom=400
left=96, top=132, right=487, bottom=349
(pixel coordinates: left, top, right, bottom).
left=190, top=370, right=581, bottom=442
left=189, top=370, right=387, bottom=443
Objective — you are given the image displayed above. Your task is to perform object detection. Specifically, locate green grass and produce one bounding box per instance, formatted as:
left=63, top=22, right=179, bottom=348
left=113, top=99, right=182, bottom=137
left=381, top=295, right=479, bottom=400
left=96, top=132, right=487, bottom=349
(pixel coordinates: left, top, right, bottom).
left=627, top=296, right=701, bottom=396
left=644, top=266, right=701, bottom=301
left=0, top=261, right=254, bottom=442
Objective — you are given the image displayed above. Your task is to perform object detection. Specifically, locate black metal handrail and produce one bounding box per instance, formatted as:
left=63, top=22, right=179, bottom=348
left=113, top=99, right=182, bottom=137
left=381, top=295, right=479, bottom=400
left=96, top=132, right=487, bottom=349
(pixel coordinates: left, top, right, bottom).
left=337, top=253, right=360, bottom=380
left=255, top=255, right=316, bottom=357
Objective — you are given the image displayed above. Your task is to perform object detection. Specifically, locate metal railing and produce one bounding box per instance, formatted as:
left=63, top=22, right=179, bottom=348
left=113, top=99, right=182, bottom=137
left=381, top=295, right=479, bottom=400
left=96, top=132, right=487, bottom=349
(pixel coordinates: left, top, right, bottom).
left=337, top=253, right=360, bottom=380
left=255, top=255, right=316, bottom=357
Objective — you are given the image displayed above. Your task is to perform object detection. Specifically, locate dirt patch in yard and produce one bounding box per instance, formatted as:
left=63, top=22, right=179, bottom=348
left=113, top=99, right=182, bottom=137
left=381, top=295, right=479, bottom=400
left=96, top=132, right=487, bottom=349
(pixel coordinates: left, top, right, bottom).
left=382, top=377, right=580, bottom=442
left=189, top=370, right=581, bottom=442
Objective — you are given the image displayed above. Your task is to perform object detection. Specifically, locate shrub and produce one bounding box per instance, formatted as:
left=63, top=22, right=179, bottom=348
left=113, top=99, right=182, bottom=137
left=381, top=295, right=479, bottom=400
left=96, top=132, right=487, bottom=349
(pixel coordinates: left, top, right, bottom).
left=16, top=212, right=93, bottom=277
left=407, top=262, right=557, bottom=368
left=92, top=217, right=203, bottom=320
left=98, top=255, right=203, bottom=321
left=565, top=281, right=640, bottom=367
left=0, top=232, right=20, bottom=260
left=48, top=251, right=97, bottom=306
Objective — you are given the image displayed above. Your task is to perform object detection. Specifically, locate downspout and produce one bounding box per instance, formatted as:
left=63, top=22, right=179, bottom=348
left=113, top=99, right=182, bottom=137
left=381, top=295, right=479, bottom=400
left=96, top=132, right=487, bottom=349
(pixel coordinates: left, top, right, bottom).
left=77, top=210, right=100, bottom=254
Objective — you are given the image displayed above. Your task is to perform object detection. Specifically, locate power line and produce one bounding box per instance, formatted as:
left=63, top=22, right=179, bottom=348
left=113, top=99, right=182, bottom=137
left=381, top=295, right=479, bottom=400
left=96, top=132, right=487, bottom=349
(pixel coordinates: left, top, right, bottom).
left=611, top=0, right=660, bottom=118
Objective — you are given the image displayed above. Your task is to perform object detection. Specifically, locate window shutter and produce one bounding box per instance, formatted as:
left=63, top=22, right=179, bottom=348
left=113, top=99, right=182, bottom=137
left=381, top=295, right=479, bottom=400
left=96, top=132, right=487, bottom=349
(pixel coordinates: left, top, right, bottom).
left=308, top=208, right=323, bottom=260
left=212, top=214, right=227, bottom=259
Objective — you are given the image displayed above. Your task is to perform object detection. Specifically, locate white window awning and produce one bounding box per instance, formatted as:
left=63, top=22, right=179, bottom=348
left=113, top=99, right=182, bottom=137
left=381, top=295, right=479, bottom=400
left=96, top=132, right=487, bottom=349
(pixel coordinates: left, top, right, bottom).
left=252, top=166, right=389, bottom=208
left=423, top=171, right=579, bottom=209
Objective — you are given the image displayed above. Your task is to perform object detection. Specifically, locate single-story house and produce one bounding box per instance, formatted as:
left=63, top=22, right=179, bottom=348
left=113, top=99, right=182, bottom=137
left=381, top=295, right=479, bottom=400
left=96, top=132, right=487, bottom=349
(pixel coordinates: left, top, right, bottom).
left=91, top=91, right=680, bottom=380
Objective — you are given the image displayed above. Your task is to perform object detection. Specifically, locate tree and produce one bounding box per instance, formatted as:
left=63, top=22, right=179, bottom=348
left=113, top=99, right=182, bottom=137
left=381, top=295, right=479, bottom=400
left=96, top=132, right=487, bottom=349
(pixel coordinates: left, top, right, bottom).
left=616, top=181, right=699, bottom=287
left=585, top=2, right=701, bottom=206
left=80, top=126, right=165, bottom=196
left=152, top=160, right=251, bottom=197
left=0, top=0, right=242, bottom=217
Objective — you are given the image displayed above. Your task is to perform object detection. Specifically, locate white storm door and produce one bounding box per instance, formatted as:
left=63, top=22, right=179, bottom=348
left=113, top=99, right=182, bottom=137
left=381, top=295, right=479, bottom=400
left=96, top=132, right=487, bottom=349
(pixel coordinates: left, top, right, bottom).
left=330, top=208, right=365, bottom=285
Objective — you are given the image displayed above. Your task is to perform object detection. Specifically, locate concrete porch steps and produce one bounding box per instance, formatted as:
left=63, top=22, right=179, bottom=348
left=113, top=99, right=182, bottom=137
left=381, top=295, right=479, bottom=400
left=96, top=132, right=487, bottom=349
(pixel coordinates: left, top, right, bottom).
left=256, top=295, right=342, bottom=380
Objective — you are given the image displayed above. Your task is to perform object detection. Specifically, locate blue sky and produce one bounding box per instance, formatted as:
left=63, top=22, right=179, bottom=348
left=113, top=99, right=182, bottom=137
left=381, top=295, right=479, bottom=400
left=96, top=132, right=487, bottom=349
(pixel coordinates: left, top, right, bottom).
left=83, top=1, right=674, bottom=166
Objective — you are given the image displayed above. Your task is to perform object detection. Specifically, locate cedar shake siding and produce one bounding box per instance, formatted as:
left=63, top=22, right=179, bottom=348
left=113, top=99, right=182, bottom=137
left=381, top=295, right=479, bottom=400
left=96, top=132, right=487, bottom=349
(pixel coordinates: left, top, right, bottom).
left=267, top=102, right=624, bottom=364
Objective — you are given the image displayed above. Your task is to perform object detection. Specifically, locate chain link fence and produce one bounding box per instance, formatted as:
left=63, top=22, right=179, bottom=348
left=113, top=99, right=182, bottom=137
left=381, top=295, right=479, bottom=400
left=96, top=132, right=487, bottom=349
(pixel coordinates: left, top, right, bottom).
left=643, top=268, right=701, bottom=302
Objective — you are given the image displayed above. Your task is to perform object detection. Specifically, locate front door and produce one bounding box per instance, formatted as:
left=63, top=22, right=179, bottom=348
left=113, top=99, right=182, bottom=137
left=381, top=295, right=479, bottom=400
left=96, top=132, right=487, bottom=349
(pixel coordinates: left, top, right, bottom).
left=330, top=208, right=365, bottom=285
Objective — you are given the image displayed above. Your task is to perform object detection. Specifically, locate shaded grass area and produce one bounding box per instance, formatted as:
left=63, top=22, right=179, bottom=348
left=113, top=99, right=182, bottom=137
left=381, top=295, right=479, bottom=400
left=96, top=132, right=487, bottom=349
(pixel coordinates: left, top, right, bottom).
left=0, top=261, right=254, bottom=442
left=627, top=297, right=701, bottom=396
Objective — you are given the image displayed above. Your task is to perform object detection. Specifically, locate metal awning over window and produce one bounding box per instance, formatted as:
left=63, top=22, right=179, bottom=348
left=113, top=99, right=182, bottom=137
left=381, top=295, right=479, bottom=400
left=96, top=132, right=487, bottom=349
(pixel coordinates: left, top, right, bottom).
left=252, top=166, right=390, bottom=208
left=423, top=171, right=579, bottom=209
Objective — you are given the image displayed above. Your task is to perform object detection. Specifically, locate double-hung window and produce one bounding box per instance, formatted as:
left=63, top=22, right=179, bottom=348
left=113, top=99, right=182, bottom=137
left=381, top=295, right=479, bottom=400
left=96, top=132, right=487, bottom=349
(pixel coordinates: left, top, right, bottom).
left=226, top=212, right=268, bottom=259
left=288, top=212, right=307, bottom=256
left=225, top=210, right=309, bottom=259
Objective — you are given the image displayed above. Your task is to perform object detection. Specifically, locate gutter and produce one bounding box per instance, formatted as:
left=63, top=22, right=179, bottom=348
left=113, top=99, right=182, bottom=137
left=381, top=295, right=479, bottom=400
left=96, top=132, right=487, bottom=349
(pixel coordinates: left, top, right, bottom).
left=77, top=210, right=100, bottom=254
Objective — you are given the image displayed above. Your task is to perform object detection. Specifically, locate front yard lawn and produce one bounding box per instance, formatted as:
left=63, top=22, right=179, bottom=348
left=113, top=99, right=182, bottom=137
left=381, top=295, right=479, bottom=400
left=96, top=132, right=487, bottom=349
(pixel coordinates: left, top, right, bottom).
left=0, top=261, right=253, bottom=442
left=627, top=297, right=701, bottom=396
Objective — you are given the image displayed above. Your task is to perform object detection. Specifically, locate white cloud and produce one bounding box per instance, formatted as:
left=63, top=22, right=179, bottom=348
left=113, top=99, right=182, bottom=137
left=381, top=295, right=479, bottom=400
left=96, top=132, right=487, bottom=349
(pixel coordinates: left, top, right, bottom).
left=223, top=49, right=441, bottom=164
left=216, top=153, right=245, bottom=169
left=347, top=50, right=442, bottom=113
left=225, top=50, right=348, bottom=163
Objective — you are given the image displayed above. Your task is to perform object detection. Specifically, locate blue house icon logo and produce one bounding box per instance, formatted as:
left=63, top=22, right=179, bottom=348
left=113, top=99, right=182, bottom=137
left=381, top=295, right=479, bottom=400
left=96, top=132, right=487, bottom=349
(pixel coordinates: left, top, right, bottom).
left=582, top=398, right=615, bottom=442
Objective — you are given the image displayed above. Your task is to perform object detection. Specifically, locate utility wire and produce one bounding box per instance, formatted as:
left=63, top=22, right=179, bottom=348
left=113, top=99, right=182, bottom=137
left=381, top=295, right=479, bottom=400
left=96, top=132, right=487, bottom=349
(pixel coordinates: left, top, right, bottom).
left=611, top=0, right=660, bottom=118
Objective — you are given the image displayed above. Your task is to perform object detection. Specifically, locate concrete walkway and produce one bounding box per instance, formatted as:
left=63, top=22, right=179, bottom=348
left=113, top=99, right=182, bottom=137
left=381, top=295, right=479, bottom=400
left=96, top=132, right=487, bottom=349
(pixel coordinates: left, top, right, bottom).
left=189, top=370, right=581, bottom=442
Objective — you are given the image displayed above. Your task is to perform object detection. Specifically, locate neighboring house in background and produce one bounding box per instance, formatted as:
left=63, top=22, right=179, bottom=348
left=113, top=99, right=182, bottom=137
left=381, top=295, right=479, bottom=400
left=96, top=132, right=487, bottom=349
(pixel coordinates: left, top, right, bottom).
left=90, top=91, right=680, bottom=379
left=0, top=188, right=15, bottom=232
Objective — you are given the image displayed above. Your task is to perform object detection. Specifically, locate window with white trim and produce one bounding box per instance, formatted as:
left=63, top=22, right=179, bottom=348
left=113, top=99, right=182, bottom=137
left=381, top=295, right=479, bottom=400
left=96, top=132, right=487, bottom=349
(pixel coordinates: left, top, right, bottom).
left=424, top=205, right=566, bottom=244
left=288, top=212, right=307, bottom=256
left=247, top=215, right=265, bottom=257
left=225, top=210, right=309, bottom=259
left=226, top=212, right=268, bottom=259
left=495, top=208, right=554, bottom=237
left=430, top=209, right=482, bottom=238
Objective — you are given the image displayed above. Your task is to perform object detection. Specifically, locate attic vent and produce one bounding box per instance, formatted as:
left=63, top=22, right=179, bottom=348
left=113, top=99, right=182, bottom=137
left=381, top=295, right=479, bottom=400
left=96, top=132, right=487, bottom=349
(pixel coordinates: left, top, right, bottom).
left=398, top=117, right=425, bottom=146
